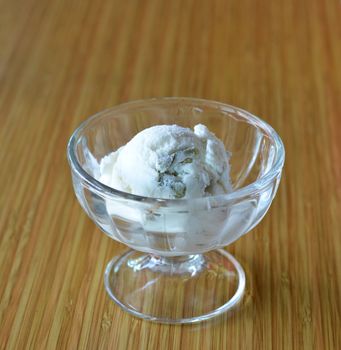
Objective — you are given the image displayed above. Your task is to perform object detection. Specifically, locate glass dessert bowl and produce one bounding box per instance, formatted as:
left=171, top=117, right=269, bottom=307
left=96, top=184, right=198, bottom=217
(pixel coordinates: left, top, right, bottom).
left=67, top=98, right=285, bottom=324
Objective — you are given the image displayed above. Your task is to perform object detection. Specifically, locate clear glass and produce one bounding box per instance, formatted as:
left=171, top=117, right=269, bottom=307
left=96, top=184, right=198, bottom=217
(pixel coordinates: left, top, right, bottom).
left=67, top=98, right=285, bottom=324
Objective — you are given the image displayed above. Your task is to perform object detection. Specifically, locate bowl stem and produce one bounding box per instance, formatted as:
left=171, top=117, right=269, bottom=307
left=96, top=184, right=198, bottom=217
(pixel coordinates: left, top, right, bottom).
left=104, top=249, right=246, bottom=324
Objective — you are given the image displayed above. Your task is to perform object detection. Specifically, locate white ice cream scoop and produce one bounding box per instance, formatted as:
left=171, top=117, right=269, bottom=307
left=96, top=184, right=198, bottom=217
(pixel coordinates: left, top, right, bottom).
left=99, top=124, right=232, bottom=199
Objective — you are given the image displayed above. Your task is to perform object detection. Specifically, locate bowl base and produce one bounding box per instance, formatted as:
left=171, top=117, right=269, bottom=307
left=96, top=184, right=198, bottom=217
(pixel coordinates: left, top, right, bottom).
left=104, top=249, right=245, bottom=324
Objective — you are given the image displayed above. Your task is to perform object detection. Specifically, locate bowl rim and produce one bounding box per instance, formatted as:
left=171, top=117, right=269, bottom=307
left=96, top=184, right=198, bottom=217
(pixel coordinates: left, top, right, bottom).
left=67, top=97, right=285, bottom=204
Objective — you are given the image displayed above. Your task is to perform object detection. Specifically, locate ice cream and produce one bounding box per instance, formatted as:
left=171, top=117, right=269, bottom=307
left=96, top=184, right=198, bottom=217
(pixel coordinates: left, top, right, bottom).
left=99, top=124, right=232, bottom=199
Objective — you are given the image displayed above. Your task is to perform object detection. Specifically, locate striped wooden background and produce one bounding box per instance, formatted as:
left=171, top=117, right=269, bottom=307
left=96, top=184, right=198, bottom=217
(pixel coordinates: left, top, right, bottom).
left=0, top=0, right=340, bottom=349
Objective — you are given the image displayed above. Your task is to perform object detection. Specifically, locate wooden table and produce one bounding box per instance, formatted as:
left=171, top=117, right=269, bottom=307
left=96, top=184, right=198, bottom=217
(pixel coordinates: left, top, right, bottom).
left=1, top=0, right=340, bottom=349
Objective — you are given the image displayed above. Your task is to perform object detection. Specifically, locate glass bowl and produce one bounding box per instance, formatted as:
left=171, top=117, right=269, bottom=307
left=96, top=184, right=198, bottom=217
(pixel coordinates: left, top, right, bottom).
left=67, top=98, right=285, bottom=324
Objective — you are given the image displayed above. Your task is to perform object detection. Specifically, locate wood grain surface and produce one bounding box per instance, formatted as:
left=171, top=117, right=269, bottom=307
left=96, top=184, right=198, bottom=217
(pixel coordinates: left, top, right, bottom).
left=1, top=0, right=340, bottom=349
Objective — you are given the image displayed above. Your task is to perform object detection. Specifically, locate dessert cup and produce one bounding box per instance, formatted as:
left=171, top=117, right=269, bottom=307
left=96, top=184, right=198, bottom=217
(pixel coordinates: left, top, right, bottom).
left=67, top=98, right=285, bottom=324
